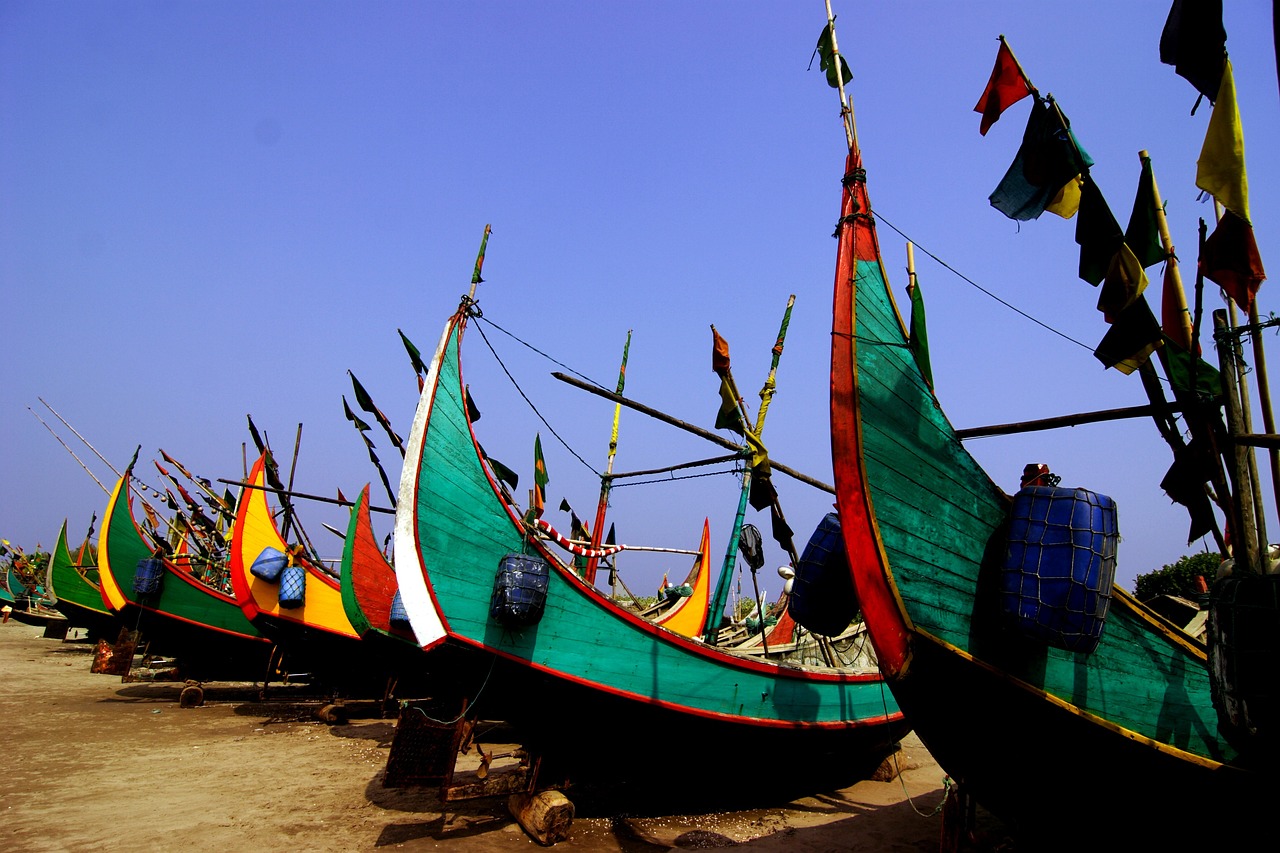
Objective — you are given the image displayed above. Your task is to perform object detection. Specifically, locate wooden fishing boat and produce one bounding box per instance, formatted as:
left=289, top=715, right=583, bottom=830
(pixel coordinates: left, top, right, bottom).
left=392, top=290, right=910, bottom=803
left=228, top=453, right=395, bottom=694
left=97, top=464, right=275, bottom=681
left=824, top=11, right=1273, bottom=846
left=44, top=521, right=120, bottom=641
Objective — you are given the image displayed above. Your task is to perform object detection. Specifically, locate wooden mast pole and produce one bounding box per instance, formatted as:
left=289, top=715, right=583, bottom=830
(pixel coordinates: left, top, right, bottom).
left=584, top=330, right=632, bottom=585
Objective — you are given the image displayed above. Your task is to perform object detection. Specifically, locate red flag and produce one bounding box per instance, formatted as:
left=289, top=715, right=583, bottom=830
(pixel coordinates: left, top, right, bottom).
left=974, top=38, right=1032, bottom=136
left=711, top=327, right=731, bottom=376
left=1200, top=209, right=1266, bottom=312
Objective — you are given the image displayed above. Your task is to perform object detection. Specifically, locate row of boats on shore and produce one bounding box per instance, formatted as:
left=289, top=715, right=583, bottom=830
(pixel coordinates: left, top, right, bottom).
left=6, top=3, right=1279, bottom=848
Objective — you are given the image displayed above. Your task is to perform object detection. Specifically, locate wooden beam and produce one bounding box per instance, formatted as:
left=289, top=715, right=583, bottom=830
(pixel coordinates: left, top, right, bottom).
left=955, top=403, right=1182, bottom=440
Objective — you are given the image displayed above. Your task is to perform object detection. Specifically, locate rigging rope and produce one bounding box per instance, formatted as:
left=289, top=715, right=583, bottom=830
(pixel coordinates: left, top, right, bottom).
left=871, top=206, right=1094, bottom=354
left=472, top=318, right=601, bottom=478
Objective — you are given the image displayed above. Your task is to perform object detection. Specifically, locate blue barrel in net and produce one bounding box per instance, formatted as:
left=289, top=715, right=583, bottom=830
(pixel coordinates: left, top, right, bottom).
left=788, top=513, right=858, bottom=636
left=1001, top=486, right=1119, bottom=654
left=489, top=553, right=550, bottom=628
left=389, top=589, right=411, bottom=629
left=250, top=547, right=288, bottom=582
left=133, top=558, right=165, bottom=596
left=278, top=564, right=306, bottom=609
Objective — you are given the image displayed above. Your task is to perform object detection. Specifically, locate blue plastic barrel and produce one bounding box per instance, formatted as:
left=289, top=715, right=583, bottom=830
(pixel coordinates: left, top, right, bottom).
left=788, top=513, right=858, bottom=636
left=278, top=564, right=306, bottom=609
left=250, top=547, right=288, bottom=582
left=489, top=554, right=550, bottom=627
left=133, top=558, right=164, bottom=596
left=1001, top=486, right=1118, bottom=653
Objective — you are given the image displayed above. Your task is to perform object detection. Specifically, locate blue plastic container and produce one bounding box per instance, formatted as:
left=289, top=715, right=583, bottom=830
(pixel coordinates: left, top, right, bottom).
left=489, top=553, right=550, bottom=628
left=788, top=513, right=858, bottom=637
left=389, top=590, right=411, bottom=629
left=1001, top=486, right=1119, bottom=653
left=133, top=558, right=165, bottom=596
left=278, top=564, right=306, bottom=609
left=250, top=547, right=288, bottom=582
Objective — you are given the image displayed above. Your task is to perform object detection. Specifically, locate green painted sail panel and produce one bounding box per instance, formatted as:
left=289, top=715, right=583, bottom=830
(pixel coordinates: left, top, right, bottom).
left=852, top=256, right=1230, bottom=758
left=107, top=484, right=263, bottom=640
left=48, top=524, right=110, bottom=616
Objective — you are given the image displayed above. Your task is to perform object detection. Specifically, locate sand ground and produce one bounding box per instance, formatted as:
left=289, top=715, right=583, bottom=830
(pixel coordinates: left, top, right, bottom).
left=0, top=620, right=1011, bottom=852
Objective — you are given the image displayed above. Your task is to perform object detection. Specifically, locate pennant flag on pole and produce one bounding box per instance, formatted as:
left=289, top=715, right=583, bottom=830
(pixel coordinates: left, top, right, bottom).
left=1125, top=155, right=1167, bottom=269
left=814, top=22, right=851, bottom=89
left=989, top=98, right=1093, bottom=221
left=1159, top=0, right=1226, bottom=103
left=349, top=371, right=405, bottom=455
left=715, top=377, right=744, bottom=435
left=1076, top=175, right=1125, bottom=287
left=974, top=36, right=1033, bottom=135
left=710, top=327, right=731, bottom=376
left=1200, top=209, right=1267, bottom=312
left=342, top=396, right=372, bottom=433
left=1196, top=59, right=1250, bottom=222
left=1093, top=296, right=1163, bottom=374
left=398, top=329, right=426, bottom=378
left=532, top=433, right=548, bottom=518
left=907, top=275, right=933, bottom=388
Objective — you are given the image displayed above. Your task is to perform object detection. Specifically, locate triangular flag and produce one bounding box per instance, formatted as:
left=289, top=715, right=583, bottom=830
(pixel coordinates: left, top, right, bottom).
left=1196, top=59, right=1249, bottom=222
left=974, top=37, right=1033, bottom=135
left=532, top=433, right=548, bottom=517
left=907, top=275, right=933, bottom=388
left=711, top=327, right=731, bottom=376
left=1125, top=155, right=1167, bottom=268
left=715, top=376, right=744, bottom=435
left=1093, top=296, right=1162, bottom=374
left=398, top=329, right=426, bottom=377
left=1200, top=209, right=1266, bottom=312
left=1076, top=174, right=1124, bottom=287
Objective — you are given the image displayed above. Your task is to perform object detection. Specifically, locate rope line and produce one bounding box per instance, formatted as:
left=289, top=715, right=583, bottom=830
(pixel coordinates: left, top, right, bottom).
left=472, top=320, right=601, bottom=478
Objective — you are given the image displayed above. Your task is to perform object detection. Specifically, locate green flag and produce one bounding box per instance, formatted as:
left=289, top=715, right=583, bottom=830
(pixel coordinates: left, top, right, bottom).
left=908, top=276, right=933, bottom=389
left=1125, top=155, right=1166, bottom=268
left=398, top=328, right=426, bottom=377
left=532, top=433, right=548, bottom=516
left=814, top=22, right=851, bottom=89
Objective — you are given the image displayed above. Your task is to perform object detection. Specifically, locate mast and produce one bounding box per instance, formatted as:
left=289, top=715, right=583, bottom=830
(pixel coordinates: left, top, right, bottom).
left=702, top=296, right=796, bottom=646
left=584, top=330, right=631, bottom=584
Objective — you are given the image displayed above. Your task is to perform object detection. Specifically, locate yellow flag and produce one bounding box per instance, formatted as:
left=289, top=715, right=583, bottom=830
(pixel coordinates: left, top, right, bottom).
left=1196, top=59, right=1249, bottom=222
left=1044, top=174, right=1084, bottom=219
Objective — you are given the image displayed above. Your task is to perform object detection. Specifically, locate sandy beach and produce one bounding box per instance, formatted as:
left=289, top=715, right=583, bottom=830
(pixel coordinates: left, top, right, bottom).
left=0, top=620, right=1010, bottom=851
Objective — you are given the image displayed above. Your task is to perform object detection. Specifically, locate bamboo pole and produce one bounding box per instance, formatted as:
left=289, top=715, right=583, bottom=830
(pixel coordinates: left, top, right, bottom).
left=585, top=330, right=632, bottom=584
left=551, top=371, right=835, bottom=493
left=1216, top=309, right=1262, bottom=572
left=28, top=407, right=110, bottom=495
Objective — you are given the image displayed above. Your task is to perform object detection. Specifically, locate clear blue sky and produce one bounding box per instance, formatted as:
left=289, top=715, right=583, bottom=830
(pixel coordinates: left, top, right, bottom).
left=3, top=1, right=1277, bottom=596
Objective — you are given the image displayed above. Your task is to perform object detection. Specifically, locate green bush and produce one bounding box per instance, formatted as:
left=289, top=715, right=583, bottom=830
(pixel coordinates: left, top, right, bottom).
left=1133, top=551, right=1220, bottom=602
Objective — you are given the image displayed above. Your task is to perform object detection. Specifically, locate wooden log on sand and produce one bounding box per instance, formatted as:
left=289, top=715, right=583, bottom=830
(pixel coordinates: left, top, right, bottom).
left=508, top=789, right=574, bottom=846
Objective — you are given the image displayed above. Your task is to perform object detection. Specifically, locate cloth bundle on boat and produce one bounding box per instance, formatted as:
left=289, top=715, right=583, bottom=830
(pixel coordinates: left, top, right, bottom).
left=788, top=513, right=858, bottom=637
left=132, top=558, right=164, bottom=596
left=490, top=553, right=550, bottom=628
left=1208, top=572, right=1280, bottom=753
left=278, top=564, right=306, bottom=609
left=249, top=547, right=288, bottom=582
left=1000, top=486, right=1118, bottom=653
